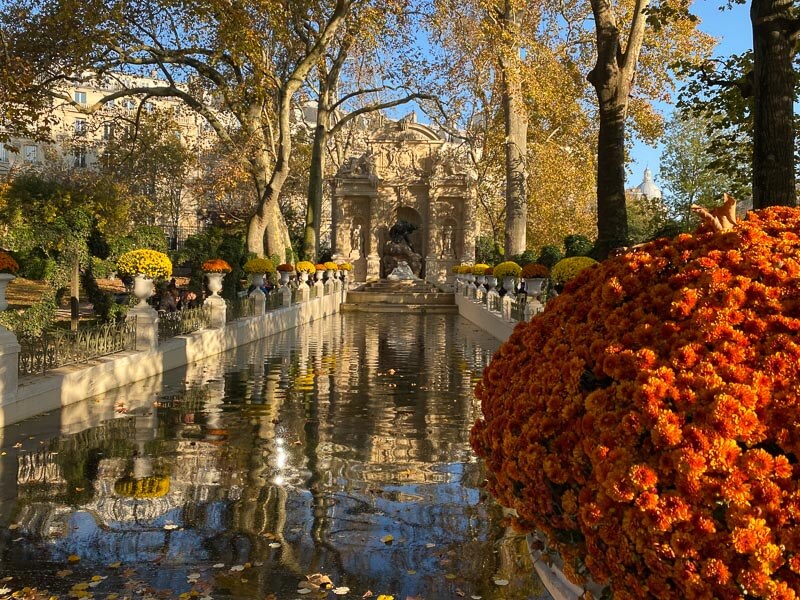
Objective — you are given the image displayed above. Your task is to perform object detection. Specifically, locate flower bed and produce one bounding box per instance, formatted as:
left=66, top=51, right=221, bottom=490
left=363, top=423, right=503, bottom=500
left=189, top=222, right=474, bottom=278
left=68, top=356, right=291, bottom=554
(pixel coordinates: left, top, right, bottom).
left=117, top=249, right=172, bottom=280
left=471, top=206, right=800, bottom=599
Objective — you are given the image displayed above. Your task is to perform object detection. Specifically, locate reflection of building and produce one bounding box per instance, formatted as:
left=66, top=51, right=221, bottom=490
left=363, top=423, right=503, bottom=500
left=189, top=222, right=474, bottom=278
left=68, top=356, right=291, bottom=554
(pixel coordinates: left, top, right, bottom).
left=332, top=118, right=477, bottom=284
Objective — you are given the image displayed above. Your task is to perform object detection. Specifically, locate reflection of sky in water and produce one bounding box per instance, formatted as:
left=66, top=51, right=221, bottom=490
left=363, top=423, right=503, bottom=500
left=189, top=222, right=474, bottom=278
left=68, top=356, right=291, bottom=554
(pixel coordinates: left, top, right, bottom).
left=0, top=314, right=550, bottom=599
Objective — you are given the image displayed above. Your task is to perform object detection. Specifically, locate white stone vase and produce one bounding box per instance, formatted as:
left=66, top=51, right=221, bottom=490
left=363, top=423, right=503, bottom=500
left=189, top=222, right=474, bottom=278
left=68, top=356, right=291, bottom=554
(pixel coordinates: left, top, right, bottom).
left=326, top=269, right=336, bottom=281
left=476, top=274, right=486, bottom=289
left=525, top=277, right=546, bottom=298
left=132, top=274, right=155, bottom=308
left=279, top=271, right=291, bottom=286
left=0, top=273, right=15, bottom=311
left=485, top=275, right=497, bottom=290
left=299, top=271, right=310, bottom=285
left=502, top=276, right=517, bottom=294
left=315, top=270, right=324, bottom=282
left=250, top=273, right=265, bottom=290
left=206, top=272, right=225, bottom=297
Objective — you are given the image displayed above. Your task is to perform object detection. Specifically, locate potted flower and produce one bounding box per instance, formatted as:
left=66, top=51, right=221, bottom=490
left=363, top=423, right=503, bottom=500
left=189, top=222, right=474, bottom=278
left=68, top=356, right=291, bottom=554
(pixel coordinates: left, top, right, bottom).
left=337, top=262, right=353, bottom=283
left=484, top=266, right=497, bottom=290
left=521, top=263, right=550, bottom=298
left=201, top=258, right=232, bottom=297
left=117, top=249, right=173, bottom=307
left=493, top=261, right=522, bottom=294
left=472, top=263, right=490, bottom=288
left=276, top=263, right=294, bottom=286
left=323, top=261, right=339, bottom=281
left=243, top=257, right=275, bottom=292
left=0, top=251, right=20, bottom=311
left=295, top=260, right=316, bottom=285
left=314, top=263, right=326, bottom=282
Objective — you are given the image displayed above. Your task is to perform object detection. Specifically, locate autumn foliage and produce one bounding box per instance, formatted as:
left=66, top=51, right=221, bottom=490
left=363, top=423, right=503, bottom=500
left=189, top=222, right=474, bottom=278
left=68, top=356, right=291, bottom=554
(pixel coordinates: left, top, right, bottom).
left=471, top=207, right=800, bottom=599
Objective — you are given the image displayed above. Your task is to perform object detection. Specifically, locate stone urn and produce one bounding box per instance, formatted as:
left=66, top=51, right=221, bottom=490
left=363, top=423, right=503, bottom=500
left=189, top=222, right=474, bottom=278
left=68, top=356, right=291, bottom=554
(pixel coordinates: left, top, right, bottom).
left=279, top=271, right=292, bottom=286
left=132, top=274, right=155, bottom=308
left=315, top=270, right=324, bottom=282
left=0, top=273, right=15, bottom=311
left=206, top=272, right=225, bottom=297
left=485, top=275, right=497, bottom=290
left=326, top=269, right=336, bottom=281
left=476, top=274, right=486, bottom=289
left=250, top=273, right=265, bottom=291
left=525, top=277, right=546, bottom=298
left=502, top=276, right=517, bottom=295
left=298, top=271, right=310, bottom=285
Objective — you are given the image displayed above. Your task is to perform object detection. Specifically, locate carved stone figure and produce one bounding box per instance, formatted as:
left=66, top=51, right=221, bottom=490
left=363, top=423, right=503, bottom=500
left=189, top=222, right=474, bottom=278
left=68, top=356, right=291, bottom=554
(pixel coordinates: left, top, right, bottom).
left=350, top=222, right=364, bottom=258
left=439, top=223, right=456, bottom=258
left=382, top=220, right=422, bottom=276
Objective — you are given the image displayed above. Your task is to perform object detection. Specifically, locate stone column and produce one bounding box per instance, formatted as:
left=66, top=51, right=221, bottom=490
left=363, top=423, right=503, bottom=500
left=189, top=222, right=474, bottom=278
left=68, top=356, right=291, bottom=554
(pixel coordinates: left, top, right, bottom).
left=127, top=305, right=159, bottom=351
left=462, top=183, right=477, bottom=263
left=204, top=294, right=227, bottom=328
left=366, top=194, right=383, bottom=281
left=0, top=326, right=20, bottom=408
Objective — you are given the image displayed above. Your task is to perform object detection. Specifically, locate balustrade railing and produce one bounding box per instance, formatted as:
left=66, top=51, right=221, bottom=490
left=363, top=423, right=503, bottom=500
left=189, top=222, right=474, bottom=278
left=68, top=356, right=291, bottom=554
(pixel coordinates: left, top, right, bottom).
left=18, top=319, right=137, bottom=376
left=266, top=291, right=284, bottom=311
left=511, top=295, right=527, bottom=322
left=158, top=305, right=211, bottom=342
left=227, top=295, right=255, bottom=322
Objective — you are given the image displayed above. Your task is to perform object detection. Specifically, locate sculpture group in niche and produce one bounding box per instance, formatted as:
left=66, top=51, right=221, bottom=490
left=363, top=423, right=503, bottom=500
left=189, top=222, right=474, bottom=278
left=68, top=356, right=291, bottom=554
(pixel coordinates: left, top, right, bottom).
left=382, top=220, right=422, bottom=277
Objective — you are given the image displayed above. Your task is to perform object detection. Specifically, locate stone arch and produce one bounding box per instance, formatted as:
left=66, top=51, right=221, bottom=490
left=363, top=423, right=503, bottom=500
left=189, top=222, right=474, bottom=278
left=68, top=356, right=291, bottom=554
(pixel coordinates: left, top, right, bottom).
left=395, top=206, right=423, bottom=255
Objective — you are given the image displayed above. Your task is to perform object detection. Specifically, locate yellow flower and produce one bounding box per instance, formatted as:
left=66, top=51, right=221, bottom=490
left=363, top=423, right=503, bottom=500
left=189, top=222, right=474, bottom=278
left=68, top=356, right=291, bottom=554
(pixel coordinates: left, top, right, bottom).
left=493, top=261, right=522, bottom=278
left=551, top=256, right=598, bottom=285
left=243, top=258, right=275, bottom=274
left=117, top=249, right=172, bottom=280
left=296, top=260, right=317, bottom=274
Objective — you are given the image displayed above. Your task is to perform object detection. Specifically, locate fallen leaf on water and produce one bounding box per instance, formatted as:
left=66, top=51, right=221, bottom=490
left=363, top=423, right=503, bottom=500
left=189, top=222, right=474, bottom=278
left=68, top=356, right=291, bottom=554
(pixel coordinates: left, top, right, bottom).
left=493, top=579, right=509, bottom=586
left=187, top=573, right=201, bottom=583
left=444, top=574, right=456, bottom=580
left=471, top=596, right=482, bottom=599
left=268, top=542, right=281, bottom=548
left=380, top=535, right=393, bottom=544
left=163, top=523, right=179, bottom=531
left=455, top=591, right=465, bottom=597
left=1, top=451, right=6, bottom=456
left=333, top=587, right=350, bottom=595
left=106, top=594, right=119, bottom=600
left=108, top=562, right=121, bottom=569
left=424, top=543, right=435, bottom=549
left=362, top=592, right=373, bottom=598
left=91, top=576, right=106, bottom=582
left=297, top=590, right=312, bottom=595
left=71, top=583, right=90, bottom=591
left=229, top=565, right=245, bottom=572
left=67, top=555, right=81, bottom=563
left=56, top=570, right=72, bottom=578
left=13, top=443, right=22, bottom=449
left=406, top=570, right=416, bottom=575
left=376, top=596, right=393, bottom=600
left=212, top=563, right=224, bottom=569
left=11, top=537, right=22, bottom=542
left=7, top=524, right=17, bottom=530
left=0, top=589, right=9, bottom=596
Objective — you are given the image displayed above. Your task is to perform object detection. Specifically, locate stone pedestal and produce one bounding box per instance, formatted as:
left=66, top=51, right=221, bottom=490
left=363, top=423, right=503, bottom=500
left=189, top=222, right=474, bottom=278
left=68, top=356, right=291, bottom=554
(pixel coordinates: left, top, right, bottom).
left=0, top=326, right=20, bottom=407
left=127, top=305, right=159, bottom=351
left=249, top=288, right=266, bottom=316
left=204, top=295, right=227, bottom=328
left=367, top=254, right=381, bottom=281
left=281, top=287, right=292, bottom=308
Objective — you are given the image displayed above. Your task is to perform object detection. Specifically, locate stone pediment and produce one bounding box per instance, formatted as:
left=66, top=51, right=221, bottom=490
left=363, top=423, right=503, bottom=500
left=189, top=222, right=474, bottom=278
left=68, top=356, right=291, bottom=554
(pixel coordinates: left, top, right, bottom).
left=369, top=121, right=444, bottom=144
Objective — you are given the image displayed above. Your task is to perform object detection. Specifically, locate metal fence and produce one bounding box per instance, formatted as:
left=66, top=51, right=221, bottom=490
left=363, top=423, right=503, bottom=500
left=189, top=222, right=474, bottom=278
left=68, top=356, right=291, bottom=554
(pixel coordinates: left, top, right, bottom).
left=18, top=320, right=137, bottom=376
left=511, top=295, right=527, bottom=322
left=158, top=305, right=211, bottom=342
left=487, top=292, right=502, bottom=313
left=266, top=291, right=284, bottom=311
left=227, top=295, right=255, bottom=322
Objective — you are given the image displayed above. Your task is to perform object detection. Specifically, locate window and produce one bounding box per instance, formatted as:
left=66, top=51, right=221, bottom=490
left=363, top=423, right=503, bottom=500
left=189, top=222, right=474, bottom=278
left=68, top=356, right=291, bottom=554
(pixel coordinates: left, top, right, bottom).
left=74, top=118, right=87, bottom=136
left=122, top=98, right=136, bottom=112
left=0, top=146, right=7, bottom=162
left=103, top=122, right=114, bottom=140
left=23, top=145, right=37, bottom=163
left=73, top=147, right=87, bottom=168
left=144, top=101, right=154, bottom=113
left=74, top=91, right=87, bottom=105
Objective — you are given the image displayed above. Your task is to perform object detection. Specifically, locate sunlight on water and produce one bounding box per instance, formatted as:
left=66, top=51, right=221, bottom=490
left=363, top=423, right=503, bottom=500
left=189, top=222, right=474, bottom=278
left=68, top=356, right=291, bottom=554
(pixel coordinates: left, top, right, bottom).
left=0, top=313, right=551, bottom=600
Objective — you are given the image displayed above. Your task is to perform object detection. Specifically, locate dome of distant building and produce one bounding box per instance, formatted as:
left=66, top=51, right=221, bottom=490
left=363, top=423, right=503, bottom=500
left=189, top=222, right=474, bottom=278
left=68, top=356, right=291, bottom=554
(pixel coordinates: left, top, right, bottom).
left=634, top=167, right=662, bottom=200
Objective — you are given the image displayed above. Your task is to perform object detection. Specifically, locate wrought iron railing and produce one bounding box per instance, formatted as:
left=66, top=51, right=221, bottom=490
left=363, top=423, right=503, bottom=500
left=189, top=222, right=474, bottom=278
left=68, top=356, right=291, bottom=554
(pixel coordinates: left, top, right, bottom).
left=487, top=292, right=502, bottom=313
left=227, top=295, right=255, bottom=322
left=158, top=305, right=211, bottom=342
left=291, top=287, right=301, bottom=304
left=511, top=295, right=527, bottom=322
left=266, top=290, right=284, bottom=311
left=18, top=320, right=137, bottom=376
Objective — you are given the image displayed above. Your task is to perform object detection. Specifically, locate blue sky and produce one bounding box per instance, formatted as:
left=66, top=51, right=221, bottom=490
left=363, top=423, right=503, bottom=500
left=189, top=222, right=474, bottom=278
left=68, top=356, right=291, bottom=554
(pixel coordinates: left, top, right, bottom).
left=627, top=1, right=751, bottom=189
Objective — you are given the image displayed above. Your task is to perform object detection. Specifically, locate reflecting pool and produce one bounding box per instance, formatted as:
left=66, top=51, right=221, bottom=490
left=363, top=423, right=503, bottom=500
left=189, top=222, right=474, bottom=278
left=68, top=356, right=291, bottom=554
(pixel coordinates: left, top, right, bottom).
left=0, top=313, right=550, bottom=599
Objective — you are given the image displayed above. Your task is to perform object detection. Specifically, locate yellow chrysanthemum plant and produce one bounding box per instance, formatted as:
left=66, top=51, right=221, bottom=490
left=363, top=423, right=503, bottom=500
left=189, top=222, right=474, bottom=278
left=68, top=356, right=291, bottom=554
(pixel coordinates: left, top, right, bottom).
left=472, top=263, right=490, bottom=276
left=492, top=261, right=522, bottom=279
left=550, top=256, right=598, bottom=287
left=243, top=258, right=275, bottom=274
left=323, top=261, right=339, bottom=271
left=117, top=249, right=172, bottom=281
left=337, top=262, right=353, bottom=271
left=295, top=260, right=316, bottom=275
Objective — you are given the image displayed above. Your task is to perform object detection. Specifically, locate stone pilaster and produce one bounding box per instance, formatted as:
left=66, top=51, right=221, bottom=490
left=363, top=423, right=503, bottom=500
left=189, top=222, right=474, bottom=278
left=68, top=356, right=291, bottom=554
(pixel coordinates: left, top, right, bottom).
left=204, top=295, right=227, bottom=328
left=0, top=326, right=20, bottom=408
left=127, top=305, right=159, bottom=351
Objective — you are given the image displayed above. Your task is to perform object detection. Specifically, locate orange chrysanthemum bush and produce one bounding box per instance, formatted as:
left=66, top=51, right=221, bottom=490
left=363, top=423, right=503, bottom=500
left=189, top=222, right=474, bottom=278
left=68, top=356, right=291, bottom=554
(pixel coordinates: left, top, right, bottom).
left=471, top=206, right=800, bottom=600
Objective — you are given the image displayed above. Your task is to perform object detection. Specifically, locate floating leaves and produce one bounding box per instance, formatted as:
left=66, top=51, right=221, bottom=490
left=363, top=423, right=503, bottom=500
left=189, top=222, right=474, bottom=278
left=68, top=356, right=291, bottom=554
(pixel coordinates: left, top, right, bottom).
left=380, top=535, right=393, bottom=544
left=67, top=555, right=81, bottom=564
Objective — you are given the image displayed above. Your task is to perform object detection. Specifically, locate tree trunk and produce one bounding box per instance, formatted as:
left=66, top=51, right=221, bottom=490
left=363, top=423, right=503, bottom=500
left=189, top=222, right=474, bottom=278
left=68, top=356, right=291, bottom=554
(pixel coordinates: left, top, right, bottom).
left=501, top=1, right=528, bottom=258
left=751, top=0, right=797, bottom=208
left=303, top=102, right=330, bottom=261
left=587, top=0, right=650, bottom=258
left=70, top=255, right=80, bottom=332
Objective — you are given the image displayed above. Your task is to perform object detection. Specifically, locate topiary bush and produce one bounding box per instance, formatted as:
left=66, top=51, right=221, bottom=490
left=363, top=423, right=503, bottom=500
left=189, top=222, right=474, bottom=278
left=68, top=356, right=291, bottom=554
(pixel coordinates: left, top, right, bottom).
left=471, top=206, right=800, bottom=599
left=537, top=245, right=563, bottom=269
left=564, top=234, right=594, bottom=257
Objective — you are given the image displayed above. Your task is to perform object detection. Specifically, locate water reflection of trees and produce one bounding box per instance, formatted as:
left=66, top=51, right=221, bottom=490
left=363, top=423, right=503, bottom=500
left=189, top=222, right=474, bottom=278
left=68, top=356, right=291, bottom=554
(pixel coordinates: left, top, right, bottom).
left=3, top=314, right=546, bottom=598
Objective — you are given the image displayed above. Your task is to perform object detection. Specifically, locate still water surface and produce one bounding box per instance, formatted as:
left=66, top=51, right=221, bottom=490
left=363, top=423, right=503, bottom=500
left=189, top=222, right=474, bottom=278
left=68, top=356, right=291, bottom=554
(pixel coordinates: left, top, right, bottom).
left=0, top=313, right=550, bottom=599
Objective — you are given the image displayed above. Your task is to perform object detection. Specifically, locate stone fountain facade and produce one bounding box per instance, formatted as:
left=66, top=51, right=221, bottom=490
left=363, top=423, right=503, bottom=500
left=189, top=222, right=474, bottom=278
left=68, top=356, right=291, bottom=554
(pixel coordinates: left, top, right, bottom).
left=331, top=119, right=477, bottom=285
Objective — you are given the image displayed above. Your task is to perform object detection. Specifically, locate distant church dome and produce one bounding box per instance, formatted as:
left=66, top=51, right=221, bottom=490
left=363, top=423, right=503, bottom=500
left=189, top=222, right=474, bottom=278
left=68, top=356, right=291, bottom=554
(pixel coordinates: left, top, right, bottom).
left=635, top=168, right=662, bottom=200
